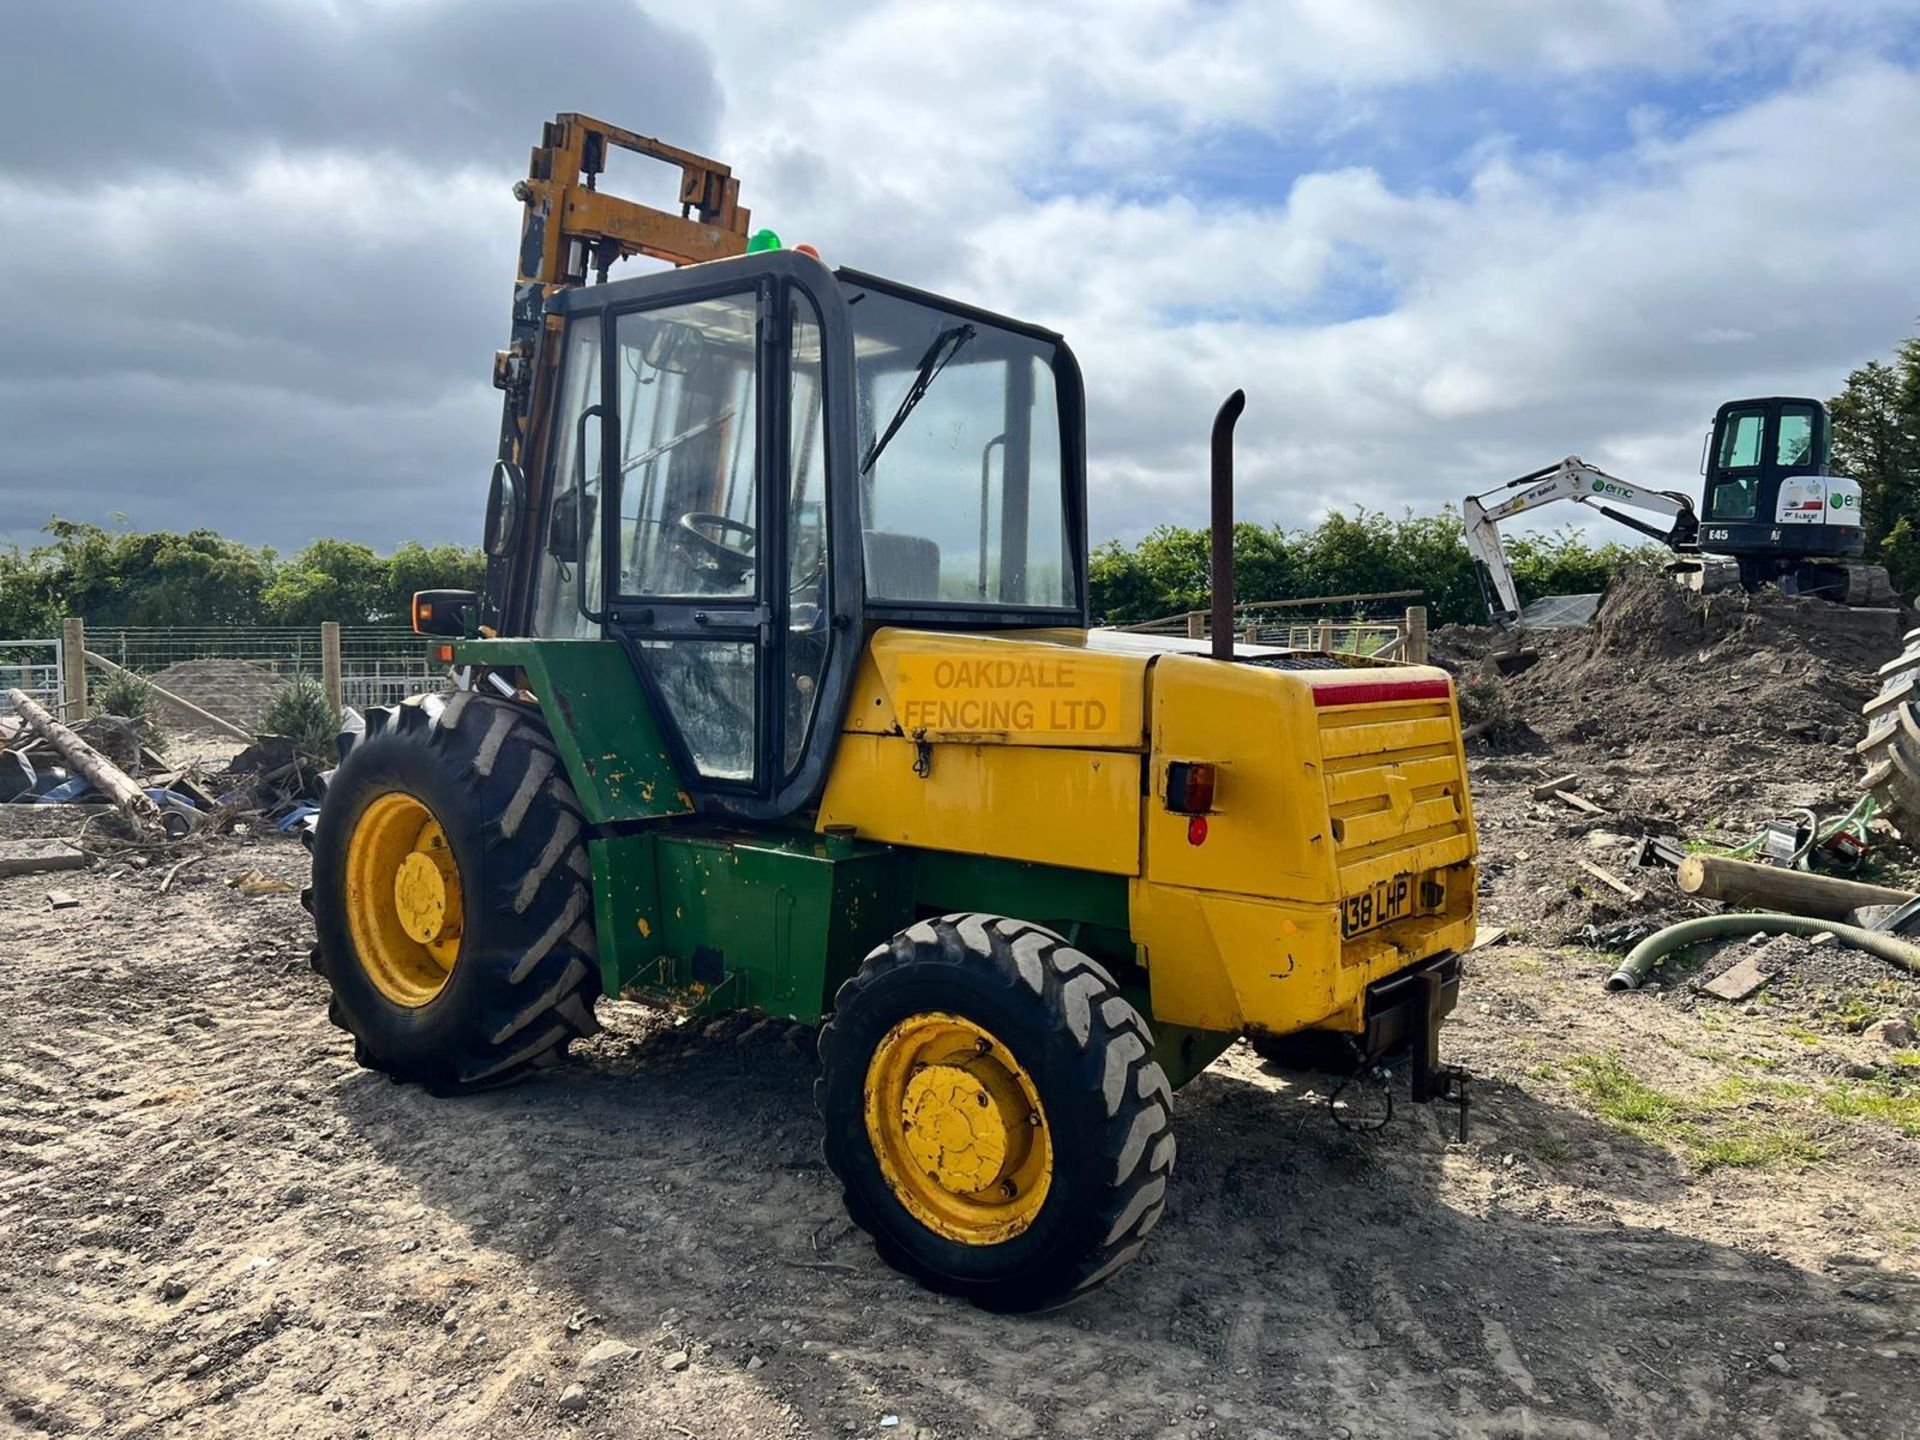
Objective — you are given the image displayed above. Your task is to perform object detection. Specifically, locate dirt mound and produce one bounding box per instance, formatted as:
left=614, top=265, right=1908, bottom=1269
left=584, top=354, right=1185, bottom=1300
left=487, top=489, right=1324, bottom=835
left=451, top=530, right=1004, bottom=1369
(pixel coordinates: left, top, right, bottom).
left=1585, top=559, right=1900, bottom=672
left=147, top=658, right=288, bottom=733
left=1444, top=563, right=1917, bottom=943
left=1508, top=561, right=1904, bottom=764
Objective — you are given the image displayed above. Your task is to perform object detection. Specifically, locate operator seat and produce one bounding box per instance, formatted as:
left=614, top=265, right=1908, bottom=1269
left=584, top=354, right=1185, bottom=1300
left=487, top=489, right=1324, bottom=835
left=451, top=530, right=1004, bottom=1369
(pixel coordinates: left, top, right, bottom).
left=862, top=532, right=941, bottom=600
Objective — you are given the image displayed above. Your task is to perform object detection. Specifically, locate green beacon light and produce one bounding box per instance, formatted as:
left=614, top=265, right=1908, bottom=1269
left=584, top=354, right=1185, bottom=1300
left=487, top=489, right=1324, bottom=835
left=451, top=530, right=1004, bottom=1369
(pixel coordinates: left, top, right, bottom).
left=747, top=228, right=782, bottom=253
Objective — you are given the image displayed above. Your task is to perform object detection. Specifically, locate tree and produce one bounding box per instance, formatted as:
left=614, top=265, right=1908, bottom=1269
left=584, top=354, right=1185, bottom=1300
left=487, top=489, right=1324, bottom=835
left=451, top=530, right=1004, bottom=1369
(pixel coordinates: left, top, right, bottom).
left=0, top=518, right=485, bottom=633
left=262, top=539, right=392, bottom=625
left=1830, top=344, right=1920, bottom=550
left=382, top=542, right=488, bottom=625
left=1084, top=508, right=1648, bottom=628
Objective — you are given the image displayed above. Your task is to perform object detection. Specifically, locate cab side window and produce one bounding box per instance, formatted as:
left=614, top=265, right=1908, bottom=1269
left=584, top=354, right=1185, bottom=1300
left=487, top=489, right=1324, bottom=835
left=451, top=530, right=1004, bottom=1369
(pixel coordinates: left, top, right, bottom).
left=531, top=319, right=605, bottom=638
left=1775, top=404, right=1817, bottom=469
left=1706, top=407, right=1765, bottom=521
left=1718, top=410, right=1763, bottom=470
left=613, top=296, right=760, bottom=599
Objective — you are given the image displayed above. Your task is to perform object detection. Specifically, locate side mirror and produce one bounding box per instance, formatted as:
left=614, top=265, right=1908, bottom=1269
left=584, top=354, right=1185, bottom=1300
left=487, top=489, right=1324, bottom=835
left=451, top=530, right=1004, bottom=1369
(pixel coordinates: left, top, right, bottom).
left=547, top=487, right=582, bottom=564
left=484, top=459, right=524, bottom=559
left=643, top=320, right=705, bottom=375
left=412, top=589, right=480, bottom=638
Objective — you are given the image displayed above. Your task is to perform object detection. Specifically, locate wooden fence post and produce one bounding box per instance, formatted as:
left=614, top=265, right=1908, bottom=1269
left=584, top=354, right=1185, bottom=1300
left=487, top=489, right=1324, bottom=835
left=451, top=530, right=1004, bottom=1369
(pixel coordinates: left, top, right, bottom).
left=60, top=617, right=87, bottom=720
left=1404, top=605, right=1429, bottom=664
left=1316, top=621, right=1333, bottom=654
left=321, top=622, right=344, bottom=716
left=1186, top=612, right=1205, bottom=640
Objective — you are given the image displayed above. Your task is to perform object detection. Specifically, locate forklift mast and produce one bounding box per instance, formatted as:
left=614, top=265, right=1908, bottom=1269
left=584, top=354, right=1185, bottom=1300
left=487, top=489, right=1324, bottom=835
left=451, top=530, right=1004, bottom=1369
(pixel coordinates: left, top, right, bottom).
left=483, top=116, right=752, bottom=632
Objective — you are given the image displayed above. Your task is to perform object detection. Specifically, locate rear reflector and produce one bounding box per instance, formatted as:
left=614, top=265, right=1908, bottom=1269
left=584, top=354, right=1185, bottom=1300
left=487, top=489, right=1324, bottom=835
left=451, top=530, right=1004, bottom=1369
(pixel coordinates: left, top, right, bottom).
left=1311, top=678, right=1452, bottom=708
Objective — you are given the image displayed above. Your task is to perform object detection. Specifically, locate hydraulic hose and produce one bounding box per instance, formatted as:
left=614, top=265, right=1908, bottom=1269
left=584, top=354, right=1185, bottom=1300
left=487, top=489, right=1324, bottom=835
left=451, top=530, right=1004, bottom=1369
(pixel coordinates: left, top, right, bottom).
left=1605, top=912, right=1920, bottom=992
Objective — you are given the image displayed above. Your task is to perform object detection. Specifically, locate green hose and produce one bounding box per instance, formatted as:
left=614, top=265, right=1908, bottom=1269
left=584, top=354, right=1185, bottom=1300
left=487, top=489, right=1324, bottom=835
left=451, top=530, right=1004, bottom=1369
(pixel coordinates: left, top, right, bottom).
left=1605, top=912, right=1920, bottom=992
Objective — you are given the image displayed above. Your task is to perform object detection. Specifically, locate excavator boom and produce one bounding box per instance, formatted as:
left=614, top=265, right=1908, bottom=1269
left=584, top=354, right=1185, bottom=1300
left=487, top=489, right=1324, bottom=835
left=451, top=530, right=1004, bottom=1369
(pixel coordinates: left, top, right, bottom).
left=1463, top=457, right=1697, bottom=623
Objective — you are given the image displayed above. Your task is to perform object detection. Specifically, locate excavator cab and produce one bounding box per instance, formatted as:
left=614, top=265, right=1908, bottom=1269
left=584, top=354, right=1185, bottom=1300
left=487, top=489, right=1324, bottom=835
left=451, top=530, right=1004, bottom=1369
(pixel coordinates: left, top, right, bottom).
left=1698, top=397, right=1864, bottom=587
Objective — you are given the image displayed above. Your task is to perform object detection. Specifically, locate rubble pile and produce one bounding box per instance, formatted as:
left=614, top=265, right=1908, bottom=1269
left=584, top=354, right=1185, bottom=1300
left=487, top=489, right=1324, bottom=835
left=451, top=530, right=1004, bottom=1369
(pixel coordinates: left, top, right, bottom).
left=0, top=698, right=335, bottom=844
left=1442, top=564, right=1920, bottom=1041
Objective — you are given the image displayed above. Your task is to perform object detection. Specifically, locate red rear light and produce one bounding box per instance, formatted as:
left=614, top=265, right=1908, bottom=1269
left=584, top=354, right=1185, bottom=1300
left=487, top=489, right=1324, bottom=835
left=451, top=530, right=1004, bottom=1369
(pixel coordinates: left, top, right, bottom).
left=1187, top=816, right=1209, bottom=846
left=1166, top=761, right=1216, bottom=815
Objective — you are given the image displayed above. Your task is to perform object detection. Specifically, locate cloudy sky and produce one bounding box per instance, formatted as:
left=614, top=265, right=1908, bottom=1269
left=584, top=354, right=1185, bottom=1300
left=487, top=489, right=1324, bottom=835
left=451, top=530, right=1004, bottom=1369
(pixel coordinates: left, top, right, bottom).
left=3, top=0, right=1918, bottom=556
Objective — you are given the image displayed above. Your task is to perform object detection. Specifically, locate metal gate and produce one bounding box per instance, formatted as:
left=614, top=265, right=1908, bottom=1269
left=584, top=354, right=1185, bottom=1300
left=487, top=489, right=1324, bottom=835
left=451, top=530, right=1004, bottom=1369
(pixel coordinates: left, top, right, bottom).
left=0, top=638, right=61, bottom=717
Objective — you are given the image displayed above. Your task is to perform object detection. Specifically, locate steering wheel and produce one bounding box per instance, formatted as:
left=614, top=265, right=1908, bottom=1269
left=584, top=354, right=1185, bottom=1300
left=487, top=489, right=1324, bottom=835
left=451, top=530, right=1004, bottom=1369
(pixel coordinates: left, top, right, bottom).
left=675, top=512, right=757, bottom=586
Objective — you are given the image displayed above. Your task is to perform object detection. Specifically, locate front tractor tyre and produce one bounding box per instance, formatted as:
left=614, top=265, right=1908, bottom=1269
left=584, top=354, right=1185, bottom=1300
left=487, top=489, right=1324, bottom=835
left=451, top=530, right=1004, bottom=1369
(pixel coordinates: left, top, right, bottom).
left=818, top=915, right=1176, bottom=1311
left=310, top=692, right=602, bottom=1093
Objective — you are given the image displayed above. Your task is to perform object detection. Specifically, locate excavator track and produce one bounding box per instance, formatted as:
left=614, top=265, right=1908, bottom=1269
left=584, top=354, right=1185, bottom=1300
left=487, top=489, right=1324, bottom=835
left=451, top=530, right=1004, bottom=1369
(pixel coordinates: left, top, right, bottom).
left=1802, top=562, right=1897, bottom=607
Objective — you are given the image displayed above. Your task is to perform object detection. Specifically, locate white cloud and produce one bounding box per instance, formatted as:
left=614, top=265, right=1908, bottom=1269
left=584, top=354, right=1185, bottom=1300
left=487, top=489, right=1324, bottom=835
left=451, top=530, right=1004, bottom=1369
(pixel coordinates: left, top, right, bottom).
left=3, top=0, right=1916, bottom=563
left=682, top=9, right=1920, bottom=544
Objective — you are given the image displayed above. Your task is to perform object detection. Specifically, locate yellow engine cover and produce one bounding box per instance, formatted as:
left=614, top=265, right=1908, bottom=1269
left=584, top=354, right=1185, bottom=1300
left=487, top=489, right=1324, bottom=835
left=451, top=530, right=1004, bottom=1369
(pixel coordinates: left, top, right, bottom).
left=817, top=628, right=1480, bottom=1041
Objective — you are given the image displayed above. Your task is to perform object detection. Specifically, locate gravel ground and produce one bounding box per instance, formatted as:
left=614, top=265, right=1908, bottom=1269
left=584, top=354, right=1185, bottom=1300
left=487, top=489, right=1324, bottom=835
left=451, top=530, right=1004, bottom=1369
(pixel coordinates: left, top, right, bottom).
left=5, top=571, right=1919, bottom=1438
left=2, top=820, right=1917, bottom=1440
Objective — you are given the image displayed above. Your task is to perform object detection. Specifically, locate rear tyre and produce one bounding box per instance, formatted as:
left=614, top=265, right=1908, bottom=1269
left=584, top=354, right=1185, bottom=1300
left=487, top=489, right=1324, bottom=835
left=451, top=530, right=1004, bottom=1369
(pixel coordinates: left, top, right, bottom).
left=1860, top=631, right=1920, bottom=838
left=818, top=914, right=1175, bottom=1311
left=310, top=691, right=601, bottom=1093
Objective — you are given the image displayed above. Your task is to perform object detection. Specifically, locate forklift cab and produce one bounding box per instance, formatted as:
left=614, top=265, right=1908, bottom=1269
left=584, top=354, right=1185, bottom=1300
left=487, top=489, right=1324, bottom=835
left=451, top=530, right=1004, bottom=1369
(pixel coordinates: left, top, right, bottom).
left=499, top=250, right=1088, bottom=820
left=1698, top=397, right=1860, bottom=567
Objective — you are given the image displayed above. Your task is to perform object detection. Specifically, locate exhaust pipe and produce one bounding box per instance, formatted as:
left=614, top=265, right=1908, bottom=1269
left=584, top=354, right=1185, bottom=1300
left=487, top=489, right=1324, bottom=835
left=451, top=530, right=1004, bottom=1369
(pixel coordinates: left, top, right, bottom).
left=1210, top=389, right=1247, bottom=660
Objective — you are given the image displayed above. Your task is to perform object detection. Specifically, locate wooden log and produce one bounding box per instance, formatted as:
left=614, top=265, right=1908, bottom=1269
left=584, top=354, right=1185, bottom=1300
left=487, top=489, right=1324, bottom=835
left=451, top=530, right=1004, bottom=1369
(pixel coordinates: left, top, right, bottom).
left=1675, top=854, right=1917, bottom=921
left=2, top=688, right=161, bottom=834
left=83, top=649, right=255, bottom=744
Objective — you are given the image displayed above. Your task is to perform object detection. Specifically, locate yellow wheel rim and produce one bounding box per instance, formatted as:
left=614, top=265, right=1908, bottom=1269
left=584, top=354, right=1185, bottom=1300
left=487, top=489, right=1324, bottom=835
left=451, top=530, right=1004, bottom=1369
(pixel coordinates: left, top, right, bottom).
left=864, top=1012, right=1052, bottom=1246
left=345, top=792, right=464, bottom=1008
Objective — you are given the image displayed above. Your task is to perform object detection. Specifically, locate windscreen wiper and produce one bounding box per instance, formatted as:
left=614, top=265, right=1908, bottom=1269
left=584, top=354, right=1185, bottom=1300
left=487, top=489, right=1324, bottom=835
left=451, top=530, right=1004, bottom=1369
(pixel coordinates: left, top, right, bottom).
left=860, top=323, right=976, bottom=473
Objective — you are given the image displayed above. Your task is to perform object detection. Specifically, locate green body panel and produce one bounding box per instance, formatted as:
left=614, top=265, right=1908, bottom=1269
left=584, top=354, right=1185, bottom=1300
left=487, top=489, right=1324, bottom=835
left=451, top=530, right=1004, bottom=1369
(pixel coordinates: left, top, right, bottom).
left=1123, top=997, right=1239, bottom=1090
left=588, top=830, right=1223, bottom=1086
left=450, top=637, right=692, bottom=825
left=909, top=851, right=1129, bottom=932
left=589, top=826, right=913, bottom=1023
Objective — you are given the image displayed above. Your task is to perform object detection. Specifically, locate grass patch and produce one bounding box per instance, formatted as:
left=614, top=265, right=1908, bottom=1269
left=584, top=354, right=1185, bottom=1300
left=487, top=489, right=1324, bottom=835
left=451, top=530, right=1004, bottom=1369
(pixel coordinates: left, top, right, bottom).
left=1694, top=1132, right=1825, bottom=1170
left=1818, top=1082, right=1920, bottom=1137
left=1566, top=1054, right=1825, bottom=1173
left=1569, top=1055, right=1683, bottom=1128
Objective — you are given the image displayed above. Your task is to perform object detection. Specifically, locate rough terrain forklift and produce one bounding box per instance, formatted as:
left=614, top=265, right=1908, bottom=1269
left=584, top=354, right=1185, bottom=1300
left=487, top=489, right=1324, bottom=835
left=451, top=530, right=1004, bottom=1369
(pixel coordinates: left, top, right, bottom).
left=308, top=115, right=1480, bottom=1310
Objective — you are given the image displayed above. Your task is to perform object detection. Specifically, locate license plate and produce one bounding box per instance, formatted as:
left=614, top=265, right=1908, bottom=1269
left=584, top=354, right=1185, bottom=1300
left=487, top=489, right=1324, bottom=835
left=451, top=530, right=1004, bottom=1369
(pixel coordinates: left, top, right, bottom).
left=1341, top=873, right=1438, bottom=939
